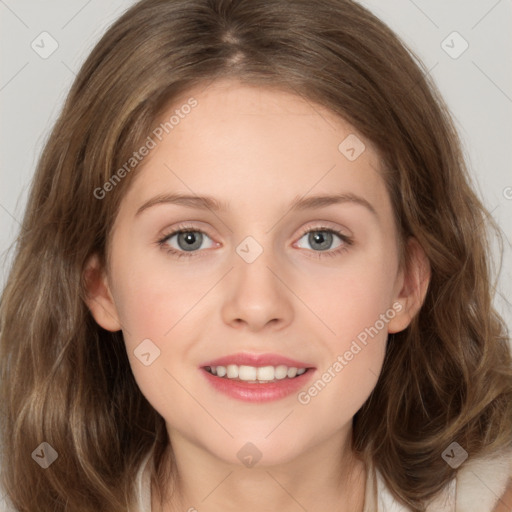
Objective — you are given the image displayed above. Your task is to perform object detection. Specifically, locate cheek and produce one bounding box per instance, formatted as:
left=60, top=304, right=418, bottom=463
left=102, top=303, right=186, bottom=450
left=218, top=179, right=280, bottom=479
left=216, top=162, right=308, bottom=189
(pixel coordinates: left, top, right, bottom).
left=112, top=262, right=202, bottom=417
left=296, top=245, right=396, bottom=404
left=299, top=245, right=398, bottom=340
left=112, top=255, right=208, bottom=342
left=298, top=279, right=390, bottom=427
left=110, top=254, right=211, bottom=393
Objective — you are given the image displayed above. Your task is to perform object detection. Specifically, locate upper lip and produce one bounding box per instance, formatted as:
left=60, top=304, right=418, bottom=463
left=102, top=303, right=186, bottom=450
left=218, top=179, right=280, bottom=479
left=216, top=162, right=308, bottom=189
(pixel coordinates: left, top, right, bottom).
left=201, top=352, right=314, bottom=369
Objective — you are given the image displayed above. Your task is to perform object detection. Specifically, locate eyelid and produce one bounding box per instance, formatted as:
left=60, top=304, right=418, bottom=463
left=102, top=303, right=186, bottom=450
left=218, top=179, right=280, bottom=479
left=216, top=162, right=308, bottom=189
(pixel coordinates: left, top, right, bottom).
left=293, top=224, right=354, bottom=258
left=156, top=221, right=353, bottom=258
left=157, top=221, right=214, bottom=240
left=296, top=220, right=352, bottom=239
left=156, top=222, right=217, bottom=253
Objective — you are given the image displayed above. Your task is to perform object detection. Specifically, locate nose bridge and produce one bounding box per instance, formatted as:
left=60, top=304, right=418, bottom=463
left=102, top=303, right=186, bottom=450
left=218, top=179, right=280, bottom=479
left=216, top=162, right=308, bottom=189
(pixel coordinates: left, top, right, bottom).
left=220, top=232, right=294, bottom=331
left=234, top=230, right=287, bottom=286
left=234, top=232, right=282, bottom=300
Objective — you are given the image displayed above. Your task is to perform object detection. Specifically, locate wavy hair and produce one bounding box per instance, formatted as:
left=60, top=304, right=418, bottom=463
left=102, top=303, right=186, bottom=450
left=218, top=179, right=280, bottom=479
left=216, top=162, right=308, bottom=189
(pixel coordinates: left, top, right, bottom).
left=1, top=0, right=511, bottom=510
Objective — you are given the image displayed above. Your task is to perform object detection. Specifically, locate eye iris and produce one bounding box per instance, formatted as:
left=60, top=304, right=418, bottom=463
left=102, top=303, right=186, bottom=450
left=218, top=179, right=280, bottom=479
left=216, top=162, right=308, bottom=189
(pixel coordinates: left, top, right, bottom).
left=309, top=231, right=332, bottom=250
left=177, top=231, right=202, bottom=251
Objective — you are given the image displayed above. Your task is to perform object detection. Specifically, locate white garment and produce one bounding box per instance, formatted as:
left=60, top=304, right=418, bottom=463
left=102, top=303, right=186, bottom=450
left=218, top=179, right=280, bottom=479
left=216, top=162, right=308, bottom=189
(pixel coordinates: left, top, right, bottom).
left=133, top=448, right=512, bottom=512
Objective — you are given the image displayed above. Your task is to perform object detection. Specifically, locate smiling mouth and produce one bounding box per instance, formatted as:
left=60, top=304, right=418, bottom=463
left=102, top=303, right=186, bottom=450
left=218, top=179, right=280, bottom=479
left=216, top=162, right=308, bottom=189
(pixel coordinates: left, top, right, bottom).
left=204, top=364, right=310, bottom=383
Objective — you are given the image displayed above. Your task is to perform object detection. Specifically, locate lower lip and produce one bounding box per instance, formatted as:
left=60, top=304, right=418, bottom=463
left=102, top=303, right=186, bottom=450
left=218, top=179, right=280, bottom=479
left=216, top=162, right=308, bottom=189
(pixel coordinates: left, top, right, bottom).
left=201, top=368, right=315, bottom=402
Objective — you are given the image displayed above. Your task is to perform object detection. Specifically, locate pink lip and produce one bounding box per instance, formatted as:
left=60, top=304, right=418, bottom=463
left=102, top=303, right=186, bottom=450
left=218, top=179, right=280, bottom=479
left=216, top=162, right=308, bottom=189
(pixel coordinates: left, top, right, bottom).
left=200, top=352, right=316, bottom=403
left=201, top=352, right=313, bottom=369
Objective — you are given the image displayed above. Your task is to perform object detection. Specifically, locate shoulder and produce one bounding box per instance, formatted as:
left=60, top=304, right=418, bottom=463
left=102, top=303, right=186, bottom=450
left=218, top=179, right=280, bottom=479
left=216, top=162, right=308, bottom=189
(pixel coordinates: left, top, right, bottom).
left=494, top=478, right=512, bottom=512
left=369, top=447, right=512, bottom=512
left=454, top=446, right=512, bottom=512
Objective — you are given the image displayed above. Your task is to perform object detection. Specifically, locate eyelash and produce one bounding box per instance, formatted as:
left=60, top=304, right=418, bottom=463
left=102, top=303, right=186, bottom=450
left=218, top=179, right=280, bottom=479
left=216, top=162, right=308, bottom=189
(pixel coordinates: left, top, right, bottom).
left=156, top=223, right=354, bottom=260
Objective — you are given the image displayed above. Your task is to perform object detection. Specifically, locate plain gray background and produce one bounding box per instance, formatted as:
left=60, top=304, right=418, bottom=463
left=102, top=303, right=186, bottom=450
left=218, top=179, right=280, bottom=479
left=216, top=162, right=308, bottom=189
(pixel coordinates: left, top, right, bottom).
left=0, top=2, right=511, bottom=508
left=1, top=0, right=511, bottom=337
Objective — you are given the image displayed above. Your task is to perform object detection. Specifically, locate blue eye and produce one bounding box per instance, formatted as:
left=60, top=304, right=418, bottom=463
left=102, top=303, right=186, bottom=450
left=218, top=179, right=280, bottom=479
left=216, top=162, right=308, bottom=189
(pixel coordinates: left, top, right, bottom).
left=295, top=227, right=353, bottom=257
left=156, top=224, right=353, bottom=259
left=157, top=227, right=215, bottom=257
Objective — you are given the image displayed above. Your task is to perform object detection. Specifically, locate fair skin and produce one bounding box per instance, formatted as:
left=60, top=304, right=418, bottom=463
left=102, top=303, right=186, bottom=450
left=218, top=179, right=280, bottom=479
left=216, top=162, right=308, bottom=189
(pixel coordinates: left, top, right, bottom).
left=495, top=479, right=512, bottom=511
left=85, top=79, right=430, bottom=512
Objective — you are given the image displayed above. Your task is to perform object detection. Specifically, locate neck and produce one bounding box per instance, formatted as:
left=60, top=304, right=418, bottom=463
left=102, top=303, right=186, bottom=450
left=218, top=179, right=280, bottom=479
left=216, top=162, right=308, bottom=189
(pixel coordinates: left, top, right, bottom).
left=152, top=426, right=367, bottom=512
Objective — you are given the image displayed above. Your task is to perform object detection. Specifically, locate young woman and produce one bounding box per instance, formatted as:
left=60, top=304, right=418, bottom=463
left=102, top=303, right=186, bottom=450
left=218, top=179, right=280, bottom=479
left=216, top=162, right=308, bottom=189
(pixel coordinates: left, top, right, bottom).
left=1, top=1, right=511, bottom=511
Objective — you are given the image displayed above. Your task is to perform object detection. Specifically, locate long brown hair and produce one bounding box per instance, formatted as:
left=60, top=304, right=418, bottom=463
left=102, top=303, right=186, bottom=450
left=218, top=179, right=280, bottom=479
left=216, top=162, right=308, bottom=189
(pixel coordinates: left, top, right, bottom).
left=1, top=0, right=511, bottom=510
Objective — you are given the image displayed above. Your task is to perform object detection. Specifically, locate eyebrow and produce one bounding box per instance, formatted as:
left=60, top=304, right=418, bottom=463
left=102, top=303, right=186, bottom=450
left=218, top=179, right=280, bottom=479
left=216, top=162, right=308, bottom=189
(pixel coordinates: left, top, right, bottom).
left=135, top=192, right=378, bottom=218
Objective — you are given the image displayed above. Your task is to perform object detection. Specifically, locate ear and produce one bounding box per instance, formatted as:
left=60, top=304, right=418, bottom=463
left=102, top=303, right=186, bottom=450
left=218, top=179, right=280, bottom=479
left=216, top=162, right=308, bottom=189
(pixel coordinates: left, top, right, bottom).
left=83, top=253, right=122, bottom=332
left=387, top=237, right=431, bottom=334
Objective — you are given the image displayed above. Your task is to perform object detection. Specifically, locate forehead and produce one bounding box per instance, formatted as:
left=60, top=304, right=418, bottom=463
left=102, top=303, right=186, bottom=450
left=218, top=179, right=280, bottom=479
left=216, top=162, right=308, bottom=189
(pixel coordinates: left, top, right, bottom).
left=119, top=79, right=389, bottom=219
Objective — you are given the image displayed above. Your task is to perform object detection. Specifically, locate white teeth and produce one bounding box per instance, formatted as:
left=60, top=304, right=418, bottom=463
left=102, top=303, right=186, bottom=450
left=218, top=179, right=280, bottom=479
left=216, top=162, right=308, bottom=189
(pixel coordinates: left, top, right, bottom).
left=207, top=364, right=308, bottom=382
left=238, top=365, right=257, bottom=381
left=226, top=364, right=238, bottom=379
left=274, top=365, right=288, bottom=379
left=257, top=366, right=275, bottom=380
left=287, top=367, right=298, bottom=378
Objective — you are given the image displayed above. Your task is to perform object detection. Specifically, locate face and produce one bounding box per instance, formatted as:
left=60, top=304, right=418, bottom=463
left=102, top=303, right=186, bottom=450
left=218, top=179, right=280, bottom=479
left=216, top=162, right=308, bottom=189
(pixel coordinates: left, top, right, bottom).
left=87, top=79, right=425, bottom=468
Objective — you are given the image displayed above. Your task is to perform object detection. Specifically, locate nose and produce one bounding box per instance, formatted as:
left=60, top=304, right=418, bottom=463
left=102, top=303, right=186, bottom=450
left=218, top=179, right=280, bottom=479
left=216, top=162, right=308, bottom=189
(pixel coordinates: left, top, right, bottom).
left=220, top=247, right=295, bottom=333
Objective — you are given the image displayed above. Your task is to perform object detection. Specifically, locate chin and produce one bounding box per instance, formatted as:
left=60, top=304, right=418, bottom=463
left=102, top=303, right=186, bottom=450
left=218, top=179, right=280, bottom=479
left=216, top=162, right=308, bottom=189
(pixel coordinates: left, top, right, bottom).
left=208, top=435, right=308, bottom=469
